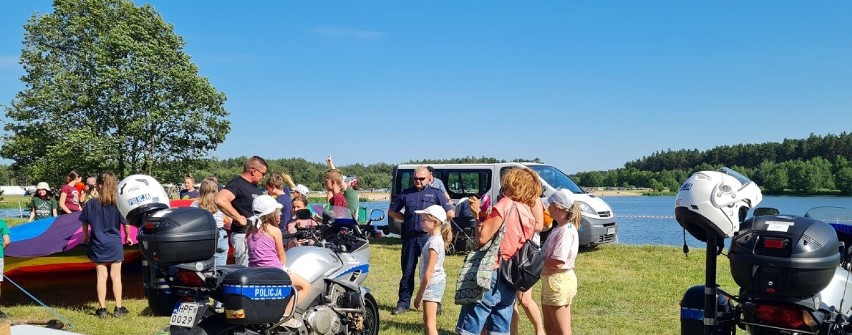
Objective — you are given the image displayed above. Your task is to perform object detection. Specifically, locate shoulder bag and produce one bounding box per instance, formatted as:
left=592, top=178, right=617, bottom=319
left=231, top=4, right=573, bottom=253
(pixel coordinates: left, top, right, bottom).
left=454, top=202, right=516, bottom=305
left=499, top=204, right=544, bottom=292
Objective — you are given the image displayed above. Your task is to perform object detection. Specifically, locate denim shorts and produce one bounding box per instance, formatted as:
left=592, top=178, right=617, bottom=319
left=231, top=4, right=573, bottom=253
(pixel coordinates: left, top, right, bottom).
left=422, top=279, right=446, bottom=303
left=456, top=270, right=516, bottom=335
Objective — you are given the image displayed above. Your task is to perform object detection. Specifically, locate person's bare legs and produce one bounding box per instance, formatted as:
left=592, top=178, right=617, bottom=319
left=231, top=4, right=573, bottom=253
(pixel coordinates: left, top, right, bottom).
left=515, top=289, right=544, bottom=335
left=423, top=301, right=439, bottom=335
left=554, top=304, right=572, bottom=335
left=542, top=304, right=572, bottom=335
left=95, top=263, right=109, bottom=308
left=109, top=262, right=123, bottom=308
left=286, top=273, right=312, bottom=317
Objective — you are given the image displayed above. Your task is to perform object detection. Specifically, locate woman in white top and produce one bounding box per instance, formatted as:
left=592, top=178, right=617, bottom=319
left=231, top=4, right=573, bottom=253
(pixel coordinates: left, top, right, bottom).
left=541, top=190, right=581, bottom=335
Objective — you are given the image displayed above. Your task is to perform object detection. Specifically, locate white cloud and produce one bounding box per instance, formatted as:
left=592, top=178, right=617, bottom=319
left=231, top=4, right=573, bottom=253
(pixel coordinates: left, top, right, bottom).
left=313, top=26, right=384, bottom=39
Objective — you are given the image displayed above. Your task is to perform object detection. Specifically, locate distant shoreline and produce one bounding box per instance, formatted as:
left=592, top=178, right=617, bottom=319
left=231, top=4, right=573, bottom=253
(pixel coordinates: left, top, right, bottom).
left=589, top=189, right=646, bottom=197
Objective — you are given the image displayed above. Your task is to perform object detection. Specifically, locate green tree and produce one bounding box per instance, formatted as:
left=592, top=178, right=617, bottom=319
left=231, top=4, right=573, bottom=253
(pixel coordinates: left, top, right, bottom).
left=1, top=0, right=229, bottom=183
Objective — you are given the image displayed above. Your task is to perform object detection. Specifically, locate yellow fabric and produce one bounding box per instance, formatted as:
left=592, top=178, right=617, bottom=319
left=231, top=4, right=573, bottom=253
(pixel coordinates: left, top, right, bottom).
left=541, top=270, right=577, bottom=306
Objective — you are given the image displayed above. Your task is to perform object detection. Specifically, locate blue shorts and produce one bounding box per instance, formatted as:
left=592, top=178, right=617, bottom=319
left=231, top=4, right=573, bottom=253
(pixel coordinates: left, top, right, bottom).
left=422, top=279, right=446, bottom=303
left=456, top=270, right=516, bottom=335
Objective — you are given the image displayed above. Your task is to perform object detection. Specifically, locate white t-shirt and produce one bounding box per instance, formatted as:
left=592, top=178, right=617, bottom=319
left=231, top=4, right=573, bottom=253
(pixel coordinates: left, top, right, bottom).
left=419, top=235, right=446, bottom=285
left=543, top=223, right=579, bottom=270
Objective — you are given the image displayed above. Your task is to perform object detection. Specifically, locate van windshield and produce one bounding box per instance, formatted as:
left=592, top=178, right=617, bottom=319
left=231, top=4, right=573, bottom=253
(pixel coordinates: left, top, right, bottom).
left=527, top=165, right=584, bottom=194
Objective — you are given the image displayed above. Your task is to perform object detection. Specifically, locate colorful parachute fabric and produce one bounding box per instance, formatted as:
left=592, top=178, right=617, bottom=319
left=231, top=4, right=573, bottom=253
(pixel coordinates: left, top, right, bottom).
left=6, top=212, right=139, bottom=258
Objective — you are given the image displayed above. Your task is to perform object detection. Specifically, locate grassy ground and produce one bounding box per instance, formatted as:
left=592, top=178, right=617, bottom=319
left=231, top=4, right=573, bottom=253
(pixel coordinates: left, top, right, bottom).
left=0, top=240, right=735, bottom=334
left=0, top=195, right=29, bottom=210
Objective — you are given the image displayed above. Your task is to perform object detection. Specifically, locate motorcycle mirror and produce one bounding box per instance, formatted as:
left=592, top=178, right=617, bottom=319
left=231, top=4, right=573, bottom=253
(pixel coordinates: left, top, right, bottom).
left=368, top=209, right=385, bottom=222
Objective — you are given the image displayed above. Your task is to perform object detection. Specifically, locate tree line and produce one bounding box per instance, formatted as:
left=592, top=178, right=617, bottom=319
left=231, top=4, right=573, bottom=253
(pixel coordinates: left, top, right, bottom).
left=572, top=132, right=852, bottom=195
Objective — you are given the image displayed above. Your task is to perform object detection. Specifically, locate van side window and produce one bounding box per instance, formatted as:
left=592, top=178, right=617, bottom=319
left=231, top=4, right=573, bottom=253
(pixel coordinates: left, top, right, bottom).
left=395, top=169, right=414, bottom=192
left=446, top=170, right=491, bottom=199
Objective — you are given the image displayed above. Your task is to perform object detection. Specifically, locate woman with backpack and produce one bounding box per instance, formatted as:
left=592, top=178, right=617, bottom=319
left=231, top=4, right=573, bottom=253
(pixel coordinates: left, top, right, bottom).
left=456, top=168, right=543, bottom=335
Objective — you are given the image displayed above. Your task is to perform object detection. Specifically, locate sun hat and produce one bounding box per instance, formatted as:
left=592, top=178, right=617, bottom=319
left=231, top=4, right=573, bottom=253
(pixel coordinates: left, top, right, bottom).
left=295, top=184, right=310, bottom=196
left=414, top=205, right=448, bottom=223
left=547, top=189, right=580, bottom=210
left=36, top=182, right=50, bottom=190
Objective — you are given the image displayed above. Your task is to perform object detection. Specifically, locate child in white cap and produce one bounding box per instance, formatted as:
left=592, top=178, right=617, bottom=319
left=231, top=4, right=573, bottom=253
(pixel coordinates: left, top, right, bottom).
left=412, top=205, right=453, bottom=335
left=541, top=189, right=581, bottom=335
left=246, top=195, right=312, bottom=329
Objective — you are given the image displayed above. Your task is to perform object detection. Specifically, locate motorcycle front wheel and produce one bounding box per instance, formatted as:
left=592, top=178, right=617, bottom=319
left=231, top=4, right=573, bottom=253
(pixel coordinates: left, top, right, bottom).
left=360, top=293, right=380, bottom=335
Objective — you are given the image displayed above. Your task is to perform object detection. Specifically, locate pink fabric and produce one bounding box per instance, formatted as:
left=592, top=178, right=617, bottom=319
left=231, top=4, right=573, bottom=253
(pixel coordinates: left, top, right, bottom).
left=543, top=223, right=579, bottom=270
left=491, top=197, right=535, bottom=268
left=60, top=184, right=81, bottom=212
left=247, top=230, right=283, bottom=268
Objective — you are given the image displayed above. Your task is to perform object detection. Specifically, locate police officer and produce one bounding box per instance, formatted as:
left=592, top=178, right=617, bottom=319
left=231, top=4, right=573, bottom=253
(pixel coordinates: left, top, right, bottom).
left=388, top=165, right=454, bottom=315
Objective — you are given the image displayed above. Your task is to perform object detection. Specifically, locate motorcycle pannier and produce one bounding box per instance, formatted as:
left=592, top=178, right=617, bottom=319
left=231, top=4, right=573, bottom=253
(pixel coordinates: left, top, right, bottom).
left=729, top=215, right=840, bottom=297
left=223, top=267, right=294, bottom=325
left=137, top=207, right=217, bottom=265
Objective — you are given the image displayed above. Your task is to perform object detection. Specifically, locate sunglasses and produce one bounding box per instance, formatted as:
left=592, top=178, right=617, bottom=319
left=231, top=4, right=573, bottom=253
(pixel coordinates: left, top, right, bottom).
left=253, top=168, right=267, bottom=177
left=414, top=177, right=428, bottom=181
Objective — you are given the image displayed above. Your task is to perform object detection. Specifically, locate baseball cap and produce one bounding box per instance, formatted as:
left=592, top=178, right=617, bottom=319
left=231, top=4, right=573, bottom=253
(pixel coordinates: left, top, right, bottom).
left=295, top=184, right=310, bottom=196
left=547, top=189, right=580, bottom=209
left=414, top=205, right=447, bottom=223
left=252, top=194, right=283, bottom=217
left=36, top=182, right=50, bottom=190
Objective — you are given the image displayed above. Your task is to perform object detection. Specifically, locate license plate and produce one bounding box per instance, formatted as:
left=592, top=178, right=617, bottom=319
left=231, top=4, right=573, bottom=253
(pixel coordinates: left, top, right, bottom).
left=607, top=227, right=616, bottom=235
left=170, top=302, right=200, bottom=328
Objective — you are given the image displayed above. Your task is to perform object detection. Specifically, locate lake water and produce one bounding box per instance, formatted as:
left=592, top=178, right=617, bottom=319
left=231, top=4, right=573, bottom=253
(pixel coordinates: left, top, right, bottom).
left=4, top=197, right=850, bottom=248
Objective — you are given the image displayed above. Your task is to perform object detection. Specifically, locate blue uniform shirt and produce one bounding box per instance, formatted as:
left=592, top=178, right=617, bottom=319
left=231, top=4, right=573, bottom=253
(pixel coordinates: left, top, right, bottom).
left=390, top=186, right=452, bottom=236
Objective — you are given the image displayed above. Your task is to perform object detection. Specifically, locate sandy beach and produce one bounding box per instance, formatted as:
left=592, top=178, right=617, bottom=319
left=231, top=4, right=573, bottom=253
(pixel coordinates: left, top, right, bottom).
left=358, top=191, right=391, bottom=201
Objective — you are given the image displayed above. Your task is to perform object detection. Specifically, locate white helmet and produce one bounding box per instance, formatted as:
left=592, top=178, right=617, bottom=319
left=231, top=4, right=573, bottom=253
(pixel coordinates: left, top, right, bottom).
left=117, top=174, right=170, bottom=227
left=675, top=168, right=762, bottom=242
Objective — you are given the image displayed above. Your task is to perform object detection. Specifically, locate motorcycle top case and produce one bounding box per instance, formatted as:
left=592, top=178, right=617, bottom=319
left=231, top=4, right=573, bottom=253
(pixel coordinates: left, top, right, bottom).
left=222, top=267, right=293, bottom=325
left=729, top=214, right=840, bottom=297
left=137, top=207, right=217, bottom=266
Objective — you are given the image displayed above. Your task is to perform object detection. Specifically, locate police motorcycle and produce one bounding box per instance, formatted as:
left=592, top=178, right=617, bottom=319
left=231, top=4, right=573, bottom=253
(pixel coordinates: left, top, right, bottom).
left=675, top=168, right=852, bottom=335
left=115, top=175, right=383, bottom=335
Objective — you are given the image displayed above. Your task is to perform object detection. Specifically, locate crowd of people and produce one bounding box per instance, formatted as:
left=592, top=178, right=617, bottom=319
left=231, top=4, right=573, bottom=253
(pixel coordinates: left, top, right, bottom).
left=390, top=165, right=581, bottom=335
left=6, top=155, right=581, bottom=334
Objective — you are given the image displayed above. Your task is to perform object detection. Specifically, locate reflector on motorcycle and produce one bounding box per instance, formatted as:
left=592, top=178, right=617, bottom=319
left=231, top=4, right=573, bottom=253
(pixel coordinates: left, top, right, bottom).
left=754, top=303, right=818, bottom=330
left=761, top=237, right=787, bottom=249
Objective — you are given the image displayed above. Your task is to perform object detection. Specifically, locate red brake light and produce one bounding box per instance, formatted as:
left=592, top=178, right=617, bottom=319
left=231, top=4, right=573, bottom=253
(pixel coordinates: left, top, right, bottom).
left=176, top=270, right=205, bottom=286
left=143, top=222, right=158, bottom=231
left=755, top=303, right=805, bottom=329
left=762, top=238, right=787, bottom=249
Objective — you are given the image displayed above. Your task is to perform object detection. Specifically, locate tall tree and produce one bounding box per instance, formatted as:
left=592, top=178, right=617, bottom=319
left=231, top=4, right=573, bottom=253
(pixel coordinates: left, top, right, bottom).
left=1, top=0, right=229, bottom=183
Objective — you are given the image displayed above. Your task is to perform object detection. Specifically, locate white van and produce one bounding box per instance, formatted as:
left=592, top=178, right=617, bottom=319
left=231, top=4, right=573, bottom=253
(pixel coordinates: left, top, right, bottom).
left=389, top=162, right=618, bottom=248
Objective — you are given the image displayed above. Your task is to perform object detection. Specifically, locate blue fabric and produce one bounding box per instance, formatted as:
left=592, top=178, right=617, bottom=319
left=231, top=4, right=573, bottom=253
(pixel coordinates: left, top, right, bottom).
left=456, top=270, right=517, bottom=335
left=396, top=234, right=430, bottom=309
left=214, top=229, right=229, bottom=266
left=80, top=199, right=127, bottom=263
left=276, top=190, right=292, bottom=231
left=179, top=189, right=199, bottom=199
left=389, top=187, right=451, bottom=236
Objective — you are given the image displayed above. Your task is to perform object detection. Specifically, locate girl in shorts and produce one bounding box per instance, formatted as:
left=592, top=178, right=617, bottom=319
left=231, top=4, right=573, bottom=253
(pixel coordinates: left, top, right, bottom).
left=541, top=189, right=581, bottom=335
left=81, top=172, right=132, bottom=318
left=246, top=195, right=311, bottom=328
left=413, top=205, right=452, bottom=335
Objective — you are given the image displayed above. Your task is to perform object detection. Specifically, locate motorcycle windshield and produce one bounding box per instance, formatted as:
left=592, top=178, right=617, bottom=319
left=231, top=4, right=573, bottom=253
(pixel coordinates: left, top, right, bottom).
left=323, top=206, right=357, bottom=226
left=805, top=206, right=852, bottom=225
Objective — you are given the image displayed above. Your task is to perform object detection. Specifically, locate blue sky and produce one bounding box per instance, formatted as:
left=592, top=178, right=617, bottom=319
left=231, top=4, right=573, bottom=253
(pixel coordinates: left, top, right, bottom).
left=2, top=1, right=851, bottom=173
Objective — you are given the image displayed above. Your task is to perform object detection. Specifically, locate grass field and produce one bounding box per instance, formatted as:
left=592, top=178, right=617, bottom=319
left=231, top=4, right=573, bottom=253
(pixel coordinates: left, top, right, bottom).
left=0, top=240, right=736, bottom=334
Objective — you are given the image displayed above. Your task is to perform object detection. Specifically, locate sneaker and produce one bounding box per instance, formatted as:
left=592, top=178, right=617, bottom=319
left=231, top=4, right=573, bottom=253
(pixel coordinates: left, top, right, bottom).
left=282, top=316, right=303, bottom=329
left=95, top=307, right=110, bottom=319
left=114, top=306, right=129, bottom=317
left=391, top=306, right=408, bottom=315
